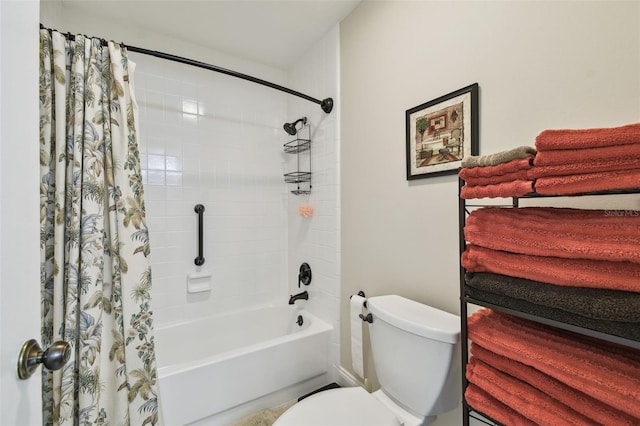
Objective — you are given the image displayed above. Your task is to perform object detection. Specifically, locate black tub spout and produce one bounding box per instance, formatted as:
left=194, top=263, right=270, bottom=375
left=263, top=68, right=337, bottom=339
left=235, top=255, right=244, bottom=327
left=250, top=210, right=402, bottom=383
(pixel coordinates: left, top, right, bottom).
left=289, top=291, right=309, bottom=305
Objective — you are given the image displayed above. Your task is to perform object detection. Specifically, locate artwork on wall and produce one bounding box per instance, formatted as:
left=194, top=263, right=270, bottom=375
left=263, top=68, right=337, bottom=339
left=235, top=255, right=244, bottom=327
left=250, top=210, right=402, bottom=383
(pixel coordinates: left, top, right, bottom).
left=406, top=83, right=478, bottom=180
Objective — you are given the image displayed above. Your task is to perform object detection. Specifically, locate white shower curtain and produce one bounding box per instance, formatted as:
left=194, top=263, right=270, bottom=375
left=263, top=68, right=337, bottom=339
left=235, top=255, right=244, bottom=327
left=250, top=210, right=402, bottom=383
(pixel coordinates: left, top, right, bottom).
left=39, top=28, right=161, bottom=425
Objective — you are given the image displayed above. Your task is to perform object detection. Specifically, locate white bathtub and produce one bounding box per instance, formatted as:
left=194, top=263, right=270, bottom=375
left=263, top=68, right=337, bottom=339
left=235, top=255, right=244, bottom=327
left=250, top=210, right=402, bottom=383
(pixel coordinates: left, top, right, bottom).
left=155, top=305, right=333, bottom=425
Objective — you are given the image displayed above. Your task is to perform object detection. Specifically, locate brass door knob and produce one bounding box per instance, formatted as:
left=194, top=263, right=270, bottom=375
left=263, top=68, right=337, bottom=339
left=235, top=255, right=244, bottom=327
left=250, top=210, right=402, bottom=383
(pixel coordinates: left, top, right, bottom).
left=17, top=339, right=71, bottom=380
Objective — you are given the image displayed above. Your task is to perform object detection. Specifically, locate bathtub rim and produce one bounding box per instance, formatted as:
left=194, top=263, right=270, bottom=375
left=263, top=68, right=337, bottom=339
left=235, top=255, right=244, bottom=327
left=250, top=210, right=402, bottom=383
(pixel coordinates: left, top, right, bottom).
left=155, top=305, right=333, bottom=378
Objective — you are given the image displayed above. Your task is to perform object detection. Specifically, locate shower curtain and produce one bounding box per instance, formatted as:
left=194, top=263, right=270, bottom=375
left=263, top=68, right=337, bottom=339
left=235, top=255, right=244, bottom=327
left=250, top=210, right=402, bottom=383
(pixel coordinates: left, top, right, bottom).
left=39, top=29, right=160, bottom=425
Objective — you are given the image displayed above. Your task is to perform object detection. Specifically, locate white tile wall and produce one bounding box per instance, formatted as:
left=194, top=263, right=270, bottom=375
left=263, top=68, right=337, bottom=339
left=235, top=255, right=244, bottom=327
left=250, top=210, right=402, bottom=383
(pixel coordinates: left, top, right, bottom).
left=286, top=25, right=342, bottom=378
left=133, top=53, right=289, bottom=327
left=131, top=26, right=342, bottom=364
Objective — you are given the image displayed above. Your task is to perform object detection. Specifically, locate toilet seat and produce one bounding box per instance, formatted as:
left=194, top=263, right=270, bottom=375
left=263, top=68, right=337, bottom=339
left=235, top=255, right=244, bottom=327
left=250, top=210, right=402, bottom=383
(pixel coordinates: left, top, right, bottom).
left=273, top=387, right=401, bottom=426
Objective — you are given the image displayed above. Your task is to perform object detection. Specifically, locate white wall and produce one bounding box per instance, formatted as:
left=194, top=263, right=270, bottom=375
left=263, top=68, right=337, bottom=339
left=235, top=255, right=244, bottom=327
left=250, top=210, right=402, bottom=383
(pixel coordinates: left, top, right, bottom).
left=340, top=1, right=640, bottom=424
left=1, top=1, right=42, bottom=423
left=286, top=25, right=342, bottom=380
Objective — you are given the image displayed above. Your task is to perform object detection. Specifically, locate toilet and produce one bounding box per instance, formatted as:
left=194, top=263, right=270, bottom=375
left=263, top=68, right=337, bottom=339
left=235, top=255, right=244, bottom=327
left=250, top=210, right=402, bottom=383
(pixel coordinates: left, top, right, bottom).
left=274, top=295, right=461, bottom=426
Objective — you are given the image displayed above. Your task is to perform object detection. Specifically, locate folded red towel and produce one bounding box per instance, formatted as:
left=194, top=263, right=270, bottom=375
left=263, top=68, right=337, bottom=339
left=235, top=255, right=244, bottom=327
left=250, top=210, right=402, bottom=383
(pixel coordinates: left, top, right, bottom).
left=462, top=244, right=640, bottom=292
left=460, top=158, right=533, bottom=178
left=468, top=310, right=640, bottom=418
left=465, top=207, right=640, bottom=264
left=460, top=170, right=531, bottom=186
left=465, top=383, right=537, bottom=426
left=459, top=158, right=534, bottom=186
left=471, top=344, right=640, bottom=425
left=467, top=357, right=596, bottom=425
left=530, top=156, right=640, bottom=178
left=460, top=180, right=534, bottom=199
left=535, top=168, right=640, bottom=195
left=534, top=144, right=640, bottom=166
left=535, top=123, right=640, bottom=151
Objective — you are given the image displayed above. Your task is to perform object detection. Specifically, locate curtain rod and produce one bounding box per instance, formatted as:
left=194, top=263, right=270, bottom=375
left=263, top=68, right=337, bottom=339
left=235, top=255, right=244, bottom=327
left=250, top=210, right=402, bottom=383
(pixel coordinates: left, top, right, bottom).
left=40, top=25, right=334, bottom=114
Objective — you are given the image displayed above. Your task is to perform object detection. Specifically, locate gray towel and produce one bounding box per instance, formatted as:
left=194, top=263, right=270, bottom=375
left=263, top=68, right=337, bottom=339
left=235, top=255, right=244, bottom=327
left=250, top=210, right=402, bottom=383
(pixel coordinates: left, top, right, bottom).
left=466, top=272, right=640, bottom=322
left=461, top=146, right=537, bottom=168
left=464, top=285, right=640, bottom=342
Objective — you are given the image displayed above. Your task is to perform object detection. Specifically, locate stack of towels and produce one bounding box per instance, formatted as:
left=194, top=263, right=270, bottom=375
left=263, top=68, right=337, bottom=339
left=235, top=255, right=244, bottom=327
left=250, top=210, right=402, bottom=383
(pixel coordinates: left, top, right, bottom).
left=459, top=122, right=640, bottom=198
left=465, top=309, right=640, bottom=426
left=533, top=122, right=640, bottom=195
left=461, top=122, right=640, bottom=424
left=459, top=146, right=536, bottom=199
left=462, top=206, right=640, bottom=340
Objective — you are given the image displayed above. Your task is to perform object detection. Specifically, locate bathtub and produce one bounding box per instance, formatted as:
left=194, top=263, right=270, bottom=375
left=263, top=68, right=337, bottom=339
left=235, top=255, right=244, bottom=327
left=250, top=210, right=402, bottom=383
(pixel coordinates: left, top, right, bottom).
left=155, top=305, right=333, bottom=425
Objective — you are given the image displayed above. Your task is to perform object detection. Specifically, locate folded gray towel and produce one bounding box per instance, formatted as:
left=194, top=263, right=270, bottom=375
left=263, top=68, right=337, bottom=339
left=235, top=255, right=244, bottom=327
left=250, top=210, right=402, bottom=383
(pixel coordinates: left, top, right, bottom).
left=461, top=146, right=537, bottom=168
left=465, top=285, right=640, bottom=342
left=466, top=272, right=640, bottom=322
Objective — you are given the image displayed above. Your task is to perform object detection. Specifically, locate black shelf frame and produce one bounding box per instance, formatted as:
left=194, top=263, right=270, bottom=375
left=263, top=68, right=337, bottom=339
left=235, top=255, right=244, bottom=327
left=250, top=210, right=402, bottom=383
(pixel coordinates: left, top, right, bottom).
left=458, top=176, right=640, bottom=426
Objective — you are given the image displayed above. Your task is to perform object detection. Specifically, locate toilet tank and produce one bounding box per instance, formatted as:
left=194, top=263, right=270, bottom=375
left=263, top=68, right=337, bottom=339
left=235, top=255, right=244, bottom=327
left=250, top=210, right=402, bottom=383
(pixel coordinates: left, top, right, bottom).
left=367, top=295, right=461, bottom=418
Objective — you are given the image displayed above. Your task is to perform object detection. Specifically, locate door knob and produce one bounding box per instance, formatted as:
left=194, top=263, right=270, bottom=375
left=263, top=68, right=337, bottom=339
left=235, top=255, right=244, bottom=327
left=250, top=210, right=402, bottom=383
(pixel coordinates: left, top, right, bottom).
left=17, top=339, right=71, bottom=380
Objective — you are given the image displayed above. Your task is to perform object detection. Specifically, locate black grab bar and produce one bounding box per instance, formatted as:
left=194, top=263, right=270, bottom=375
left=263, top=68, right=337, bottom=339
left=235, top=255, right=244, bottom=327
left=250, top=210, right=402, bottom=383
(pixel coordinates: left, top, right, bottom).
left=194, top=204, right=205, bottom=266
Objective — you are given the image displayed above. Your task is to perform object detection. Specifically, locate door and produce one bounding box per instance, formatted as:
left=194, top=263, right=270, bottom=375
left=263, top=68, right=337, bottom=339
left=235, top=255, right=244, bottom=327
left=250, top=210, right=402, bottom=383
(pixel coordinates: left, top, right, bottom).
left=0, top=1, right=43, bottom=424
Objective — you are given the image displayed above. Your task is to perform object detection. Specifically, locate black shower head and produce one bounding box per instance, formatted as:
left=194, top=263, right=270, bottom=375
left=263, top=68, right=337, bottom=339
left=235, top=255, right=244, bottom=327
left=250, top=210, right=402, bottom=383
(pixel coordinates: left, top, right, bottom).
left=283, top=117, right=307, bottom=136
left=283, top=122, right=297, bottom=136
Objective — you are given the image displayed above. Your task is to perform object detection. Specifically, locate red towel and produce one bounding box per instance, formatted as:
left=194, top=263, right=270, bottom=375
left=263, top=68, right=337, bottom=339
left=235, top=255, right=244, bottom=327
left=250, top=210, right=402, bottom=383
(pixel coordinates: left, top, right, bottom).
left=462, top=244, right=640, bottom=292
left=535, top=168, right=640, bottom=195
left=471, top=344, right=640, bottom=425
left=465, top=207, right=640, bottom=264
left=467, top=309, right=640, bottom=418
left=534, top=144, right=640, bottom=166
left=467, top=357, right=596, bottom=425
left=535, top=123, right=640, bottom=150
left=460, top=180, right=534, bottom=199
left=530, top=156, right=640, bottom=178
left=459, top=158, right=533, bottom=186
left=460, top=158, right=533, bottom=178
left=465, top=383, right=537, bottom=426
left=460, top=170, right=532, bottom=187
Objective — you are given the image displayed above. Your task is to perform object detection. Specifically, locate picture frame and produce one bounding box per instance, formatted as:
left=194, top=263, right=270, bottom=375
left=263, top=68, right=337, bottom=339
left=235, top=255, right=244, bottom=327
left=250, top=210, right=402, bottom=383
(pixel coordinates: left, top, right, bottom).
left=406, top=83, right=478, bottom=180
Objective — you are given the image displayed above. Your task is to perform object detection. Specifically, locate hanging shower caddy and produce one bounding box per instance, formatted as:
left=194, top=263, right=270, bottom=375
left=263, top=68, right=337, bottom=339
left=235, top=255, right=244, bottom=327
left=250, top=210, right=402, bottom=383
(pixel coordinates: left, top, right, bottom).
left=283, top=121, right=311, bottom=195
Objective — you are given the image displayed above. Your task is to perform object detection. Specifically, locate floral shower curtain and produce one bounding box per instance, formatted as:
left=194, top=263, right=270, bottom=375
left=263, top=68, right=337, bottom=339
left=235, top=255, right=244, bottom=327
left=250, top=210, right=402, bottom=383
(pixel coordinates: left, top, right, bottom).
left=39, top=29, right=160, bottom=425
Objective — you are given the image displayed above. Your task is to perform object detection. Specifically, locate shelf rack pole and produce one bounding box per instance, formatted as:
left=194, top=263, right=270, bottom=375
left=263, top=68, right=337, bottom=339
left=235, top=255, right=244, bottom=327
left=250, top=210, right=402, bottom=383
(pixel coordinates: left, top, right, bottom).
left=458, top=175, right=471, bottom=426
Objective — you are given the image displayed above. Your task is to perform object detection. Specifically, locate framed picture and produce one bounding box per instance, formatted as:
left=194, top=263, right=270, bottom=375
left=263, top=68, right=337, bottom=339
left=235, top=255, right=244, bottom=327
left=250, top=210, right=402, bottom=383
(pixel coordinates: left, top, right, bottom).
left=406, top=83, right=478, bottom=180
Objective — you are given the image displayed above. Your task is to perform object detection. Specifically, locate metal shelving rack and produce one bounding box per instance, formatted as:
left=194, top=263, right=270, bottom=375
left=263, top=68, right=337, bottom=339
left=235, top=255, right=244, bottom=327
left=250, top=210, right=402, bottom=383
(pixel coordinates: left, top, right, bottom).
left=283, top=123, right=311, bottom=195
left=458, top=177, right=640, bottom=426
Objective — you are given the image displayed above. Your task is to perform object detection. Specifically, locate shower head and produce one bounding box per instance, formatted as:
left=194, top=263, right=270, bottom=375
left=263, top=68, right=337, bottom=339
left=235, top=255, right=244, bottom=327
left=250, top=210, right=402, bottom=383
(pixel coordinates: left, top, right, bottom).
left=283, top=117, right=307, bottom=136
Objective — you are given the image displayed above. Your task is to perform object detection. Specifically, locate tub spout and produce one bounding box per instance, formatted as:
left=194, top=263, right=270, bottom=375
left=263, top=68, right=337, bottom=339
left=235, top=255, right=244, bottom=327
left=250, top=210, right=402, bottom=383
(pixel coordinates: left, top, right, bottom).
left=289, top=291, right=309, bottom=304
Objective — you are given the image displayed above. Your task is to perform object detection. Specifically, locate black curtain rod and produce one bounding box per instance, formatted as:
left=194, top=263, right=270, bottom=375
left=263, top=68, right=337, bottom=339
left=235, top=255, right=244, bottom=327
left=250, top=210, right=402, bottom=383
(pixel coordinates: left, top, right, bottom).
left=40, top=24, right=334, bottom=114
left=126, top=45, right=333, bottom=113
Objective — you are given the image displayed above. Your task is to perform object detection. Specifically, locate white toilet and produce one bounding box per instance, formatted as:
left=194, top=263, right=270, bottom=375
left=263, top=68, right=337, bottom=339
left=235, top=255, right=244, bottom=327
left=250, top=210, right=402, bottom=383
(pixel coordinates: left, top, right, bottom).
left=274, top=295, right=461, bottom=426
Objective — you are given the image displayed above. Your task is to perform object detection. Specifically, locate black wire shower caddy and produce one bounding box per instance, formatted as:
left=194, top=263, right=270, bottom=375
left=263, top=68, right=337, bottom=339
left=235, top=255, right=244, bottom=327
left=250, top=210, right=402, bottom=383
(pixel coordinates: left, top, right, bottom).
left=283, top=123, right=312, bottom=195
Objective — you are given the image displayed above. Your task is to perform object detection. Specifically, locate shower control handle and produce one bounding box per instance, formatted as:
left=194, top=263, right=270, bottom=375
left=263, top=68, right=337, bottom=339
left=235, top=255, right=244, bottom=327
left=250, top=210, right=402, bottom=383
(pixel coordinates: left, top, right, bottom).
left=298, top=263, right=312, bottom=288
left=17, top=339, right=71, bottom=380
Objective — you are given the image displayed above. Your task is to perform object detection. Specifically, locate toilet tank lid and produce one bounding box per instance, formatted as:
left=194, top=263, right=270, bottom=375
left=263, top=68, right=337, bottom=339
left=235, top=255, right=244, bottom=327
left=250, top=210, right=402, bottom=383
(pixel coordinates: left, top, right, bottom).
left=367, top=295, right=460, bottom=344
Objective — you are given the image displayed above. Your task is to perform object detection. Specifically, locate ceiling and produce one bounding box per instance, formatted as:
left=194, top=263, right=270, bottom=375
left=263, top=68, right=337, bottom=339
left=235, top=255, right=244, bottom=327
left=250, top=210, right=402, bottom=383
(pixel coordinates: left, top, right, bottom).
left=61, top=0, right=361, bottom=69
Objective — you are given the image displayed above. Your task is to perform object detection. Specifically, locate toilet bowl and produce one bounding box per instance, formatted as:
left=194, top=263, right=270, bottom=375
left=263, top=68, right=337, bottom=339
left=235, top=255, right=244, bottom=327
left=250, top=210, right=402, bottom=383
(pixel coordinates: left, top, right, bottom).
left=274, top=295, right=461, bottom=426
left=274, top=387, right=401, bottom=426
